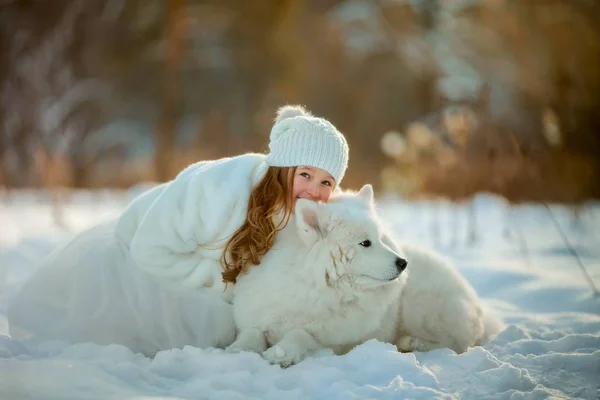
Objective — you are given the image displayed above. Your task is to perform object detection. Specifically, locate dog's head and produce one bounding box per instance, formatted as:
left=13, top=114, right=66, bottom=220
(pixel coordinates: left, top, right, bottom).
left=294, top=184, right=407, bottom=287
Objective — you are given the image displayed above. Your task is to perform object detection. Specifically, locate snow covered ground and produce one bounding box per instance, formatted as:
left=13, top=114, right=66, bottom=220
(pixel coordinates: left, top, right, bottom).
left=1, top=188, right=599, bottom=400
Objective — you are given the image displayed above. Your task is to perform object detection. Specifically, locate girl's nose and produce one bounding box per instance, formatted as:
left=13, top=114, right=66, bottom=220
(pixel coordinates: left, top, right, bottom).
left=306, top=184, right=319, bottom=198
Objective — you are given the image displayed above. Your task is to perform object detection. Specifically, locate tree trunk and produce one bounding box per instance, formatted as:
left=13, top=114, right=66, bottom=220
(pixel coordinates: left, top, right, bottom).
left=155, top=0, right=185, bottom=182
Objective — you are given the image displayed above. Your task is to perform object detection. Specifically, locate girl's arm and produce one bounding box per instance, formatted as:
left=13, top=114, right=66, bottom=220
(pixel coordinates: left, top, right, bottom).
left=127, top=157, right=258, bottom=288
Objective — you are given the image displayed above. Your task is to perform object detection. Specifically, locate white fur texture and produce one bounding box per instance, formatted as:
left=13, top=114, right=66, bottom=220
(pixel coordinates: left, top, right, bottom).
left=116, top=153, right=269, bottom=293
left=228, top=185, right=489, bottom=366
left=394, top=243, right=486, bottom=353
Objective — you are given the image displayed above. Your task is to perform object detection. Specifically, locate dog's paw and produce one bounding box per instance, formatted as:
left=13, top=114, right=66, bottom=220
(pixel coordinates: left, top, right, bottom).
left=225, top=332, right=267, bottom=354
left=262, top=345, right=306, bottom=368
left=226, top=343, right=263, bottom=354
left=396, top=335, right=428, bottom=352
left=226, top=340, right=267, bottom=354
left=225, top=343, right=247, bottom=354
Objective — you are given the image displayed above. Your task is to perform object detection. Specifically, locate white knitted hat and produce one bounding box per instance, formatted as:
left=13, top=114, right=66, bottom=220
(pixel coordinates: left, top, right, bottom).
left=265, top=105, right=349, bottom=185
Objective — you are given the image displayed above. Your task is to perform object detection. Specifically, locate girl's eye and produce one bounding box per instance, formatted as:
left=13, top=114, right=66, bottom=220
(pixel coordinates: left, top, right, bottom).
left=300, top=172, right=310, bottom=179
left=359, top=240, right=371, bottom=248
left=322, top=181, right=332, bottom=187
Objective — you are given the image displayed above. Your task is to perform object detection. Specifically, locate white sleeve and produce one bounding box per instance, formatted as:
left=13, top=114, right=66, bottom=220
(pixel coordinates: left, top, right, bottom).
left=128, top=161, right=245, bottom=286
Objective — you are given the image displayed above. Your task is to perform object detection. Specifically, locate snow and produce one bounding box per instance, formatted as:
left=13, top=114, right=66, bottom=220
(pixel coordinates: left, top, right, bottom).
left=1, top=189, right=599, bottom=399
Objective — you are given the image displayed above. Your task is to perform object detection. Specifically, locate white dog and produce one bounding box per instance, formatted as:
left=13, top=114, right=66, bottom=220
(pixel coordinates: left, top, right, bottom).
left=227, top=185, right=489, bottom=367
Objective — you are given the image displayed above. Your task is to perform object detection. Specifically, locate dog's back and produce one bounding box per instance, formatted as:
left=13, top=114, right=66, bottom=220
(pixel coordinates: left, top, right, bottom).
left=396, top=243, right=486, bottom=353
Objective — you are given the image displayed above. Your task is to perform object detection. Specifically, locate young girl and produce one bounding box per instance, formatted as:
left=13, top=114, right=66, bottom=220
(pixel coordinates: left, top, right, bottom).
left=8, top=105, right=349, bottom=356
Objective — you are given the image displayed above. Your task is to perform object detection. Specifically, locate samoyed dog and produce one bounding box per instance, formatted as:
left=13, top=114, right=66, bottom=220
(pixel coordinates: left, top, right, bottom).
left=227, top=185, right=492, bottom=367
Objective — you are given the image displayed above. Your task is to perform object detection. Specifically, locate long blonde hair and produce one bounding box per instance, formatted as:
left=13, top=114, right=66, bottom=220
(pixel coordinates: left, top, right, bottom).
left=221, top=166, right=296, bottom=284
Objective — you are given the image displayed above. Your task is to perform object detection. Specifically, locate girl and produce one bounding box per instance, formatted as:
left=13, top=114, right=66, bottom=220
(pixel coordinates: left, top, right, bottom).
left=8, top=105, right=349, bottom=356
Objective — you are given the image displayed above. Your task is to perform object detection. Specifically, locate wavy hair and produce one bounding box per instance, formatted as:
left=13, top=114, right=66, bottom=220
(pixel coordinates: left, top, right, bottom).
left=221, top=166, right=296, bottom=284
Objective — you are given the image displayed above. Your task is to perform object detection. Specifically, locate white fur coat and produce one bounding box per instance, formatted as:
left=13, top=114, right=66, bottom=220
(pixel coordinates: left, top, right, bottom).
left=116, top=153, right=269, bottom=291
left=8, top=153, right=269, bottom=355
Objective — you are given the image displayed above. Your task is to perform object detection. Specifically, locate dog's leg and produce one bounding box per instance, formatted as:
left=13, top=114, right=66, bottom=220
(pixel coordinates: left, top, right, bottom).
left=262, top=328, right=321, bottom=367
left=226, top=328, right=267, bottom=354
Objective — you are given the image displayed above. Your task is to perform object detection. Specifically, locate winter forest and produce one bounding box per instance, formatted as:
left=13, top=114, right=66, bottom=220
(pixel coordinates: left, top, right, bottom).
left=1, top=0, right=599, bottom=201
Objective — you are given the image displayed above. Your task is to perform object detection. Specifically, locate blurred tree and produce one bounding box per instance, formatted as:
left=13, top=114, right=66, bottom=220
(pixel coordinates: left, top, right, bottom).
left=156, top=0, right=185, bottom=181
left=2, top=0, right=599, bottom=201
left=222, top=0, right=296, bottom=152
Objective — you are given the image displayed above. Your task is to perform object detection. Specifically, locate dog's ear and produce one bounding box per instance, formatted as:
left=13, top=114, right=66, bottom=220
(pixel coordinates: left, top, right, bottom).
left=357, top=184, right=374, bottom=205
left=295, top=199, right=329, bottom=244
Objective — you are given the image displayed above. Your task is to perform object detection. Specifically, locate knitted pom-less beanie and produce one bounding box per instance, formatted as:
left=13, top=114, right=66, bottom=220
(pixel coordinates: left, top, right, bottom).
left=265, top=105, right=349, bottom=185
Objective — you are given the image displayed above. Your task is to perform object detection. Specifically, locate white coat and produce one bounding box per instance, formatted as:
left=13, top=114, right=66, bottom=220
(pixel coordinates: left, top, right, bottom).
left=8, top=153, right=270, bottom=355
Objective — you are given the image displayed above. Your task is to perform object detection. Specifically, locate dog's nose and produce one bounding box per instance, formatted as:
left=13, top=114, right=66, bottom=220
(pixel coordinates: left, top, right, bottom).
left=395, top=257, right=407, bottom=272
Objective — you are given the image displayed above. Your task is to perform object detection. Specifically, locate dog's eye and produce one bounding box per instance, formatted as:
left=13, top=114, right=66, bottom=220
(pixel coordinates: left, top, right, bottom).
left=359, top=240, right=371, bottom=248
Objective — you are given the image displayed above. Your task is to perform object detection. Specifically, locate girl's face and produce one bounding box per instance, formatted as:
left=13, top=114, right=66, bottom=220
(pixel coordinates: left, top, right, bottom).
left=292, top=166, right=336, bottom=204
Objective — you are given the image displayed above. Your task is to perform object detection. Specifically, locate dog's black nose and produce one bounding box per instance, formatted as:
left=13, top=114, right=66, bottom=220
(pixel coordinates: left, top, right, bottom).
left=395, top=257, right=407, bottom=272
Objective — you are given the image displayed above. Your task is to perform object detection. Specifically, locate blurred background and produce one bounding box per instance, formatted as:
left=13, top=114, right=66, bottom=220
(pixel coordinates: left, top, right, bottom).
left=1, top=0, right=599, bottom=204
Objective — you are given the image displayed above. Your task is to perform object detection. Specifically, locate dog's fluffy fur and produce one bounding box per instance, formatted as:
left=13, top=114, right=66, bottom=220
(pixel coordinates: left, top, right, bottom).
left=227, top=185, right=490, bottom=367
